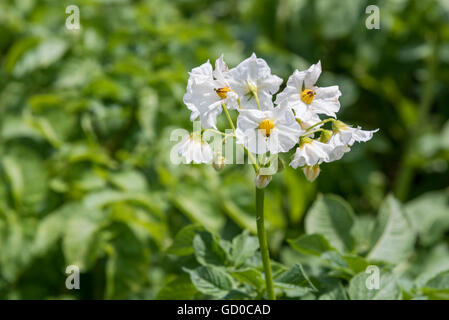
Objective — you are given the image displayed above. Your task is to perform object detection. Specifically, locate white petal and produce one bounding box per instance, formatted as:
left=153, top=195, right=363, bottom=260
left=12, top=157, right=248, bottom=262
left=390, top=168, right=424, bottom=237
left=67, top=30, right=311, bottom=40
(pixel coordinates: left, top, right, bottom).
left=228, top=53, right=281, bottom=110
left=188, top=61, right=213, bottom=83
left=290, top=140, right=332, bottom=168
left=304, top=61, right=322, bottom=89
left=275, top=70, right=306, bottom=105
left=236, top=109, right=271, bottom=131
left=309, top=86, right=341, bottom=117
left=213, top=54, right=229, bottom=85
left=326, top=144, right=350, bottom=162
left=348, top=127, right=379, bottom=145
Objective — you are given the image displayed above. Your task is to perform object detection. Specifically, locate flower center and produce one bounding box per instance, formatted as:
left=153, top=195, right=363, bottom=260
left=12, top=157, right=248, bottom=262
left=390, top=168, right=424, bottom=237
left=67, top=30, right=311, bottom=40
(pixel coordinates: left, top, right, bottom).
left=247, top=80, right=258, bottom=94
left=215, top=86, right=230, bottom=99
left=301, top=89, right=315, bottom=104
left=259, top=119, right=275, bottom=137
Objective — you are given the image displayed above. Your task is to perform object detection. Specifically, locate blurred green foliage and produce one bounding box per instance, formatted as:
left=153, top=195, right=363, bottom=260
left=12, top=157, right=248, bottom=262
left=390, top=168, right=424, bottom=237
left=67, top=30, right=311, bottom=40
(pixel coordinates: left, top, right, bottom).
left=0, top=0, right=448, bottom=299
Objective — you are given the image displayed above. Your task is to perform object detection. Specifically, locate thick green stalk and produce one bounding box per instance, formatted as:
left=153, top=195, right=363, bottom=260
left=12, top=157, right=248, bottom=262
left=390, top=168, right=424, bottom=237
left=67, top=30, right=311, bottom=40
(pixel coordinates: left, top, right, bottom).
left=255, top=187, right=275, bottom=300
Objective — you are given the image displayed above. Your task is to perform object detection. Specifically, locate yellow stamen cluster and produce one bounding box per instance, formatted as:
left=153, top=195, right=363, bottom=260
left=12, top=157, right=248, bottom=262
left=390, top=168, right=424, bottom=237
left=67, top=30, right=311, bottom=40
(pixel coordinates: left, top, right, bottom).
left=301, top=89, right=315, bottom=104
left=215, top=86, right=230, bottom=99
left=259, top=119, right=275, bottom=137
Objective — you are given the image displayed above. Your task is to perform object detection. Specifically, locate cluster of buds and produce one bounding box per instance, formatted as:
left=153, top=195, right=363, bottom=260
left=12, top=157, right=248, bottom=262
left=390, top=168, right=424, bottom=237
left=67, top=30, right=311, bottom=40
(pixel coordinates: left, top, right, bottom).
left=176, top=53, right=378, bottom=186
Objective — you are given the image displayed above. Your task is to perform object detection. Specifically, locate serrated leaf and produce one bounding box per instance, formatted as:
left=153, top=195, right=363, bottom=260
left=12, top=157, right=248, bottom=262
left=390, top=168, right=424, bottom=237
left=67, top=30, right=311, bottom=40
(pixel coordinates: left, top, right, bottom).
left=305, top=194, right=355, bottom=252
left=230, top=230, right=259, bottom=267
left=193, top=231, right=229, bottom=266
left=166, top=224, right=204, bottom=256
left=405, top=191, right=449, bottom=246
left=348, top=271, right=401, bottom=300
left=367, top=195, right=415, bottom=264
left=156, top=275, right=198, bottom=300
left=231, top=268, right=265, bottom=290
left=275, top=263, right=316, bottom=290
left=422, top=270, right=449, bottom=296
left=288, top=233, right=335, bottom=256
left=184, top=266, right=233, bottom=298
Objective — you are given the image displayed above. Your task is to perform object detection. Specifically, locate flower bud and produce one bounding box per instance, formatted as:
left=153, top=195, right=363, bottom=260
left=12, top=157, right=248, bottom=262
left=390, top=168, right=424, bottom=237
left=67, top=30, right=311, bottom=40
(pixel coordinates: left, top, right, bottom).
left=255, top=173, right=272, bottom=189
left=212, top=154, right=225, bottom=171
left=319, top=130, right=333, bottom=143
left=303, top=164, right=320, bottom=182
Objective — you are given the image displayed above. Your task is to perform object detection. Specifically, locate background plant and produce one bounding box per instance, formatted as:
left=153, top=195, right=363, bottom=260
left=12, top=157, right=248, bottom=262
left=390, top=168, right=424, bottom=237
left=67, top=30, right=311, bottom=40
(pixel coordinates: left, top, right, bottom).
left=0, top=0, right=448, bottom=299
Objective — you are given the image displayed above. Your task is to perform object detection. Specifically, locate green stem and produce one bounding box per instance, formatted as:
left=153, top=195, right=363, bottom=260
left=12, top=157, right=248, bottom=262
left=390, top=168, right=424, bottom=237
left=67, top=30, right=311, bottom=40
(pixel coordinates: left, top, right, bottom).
left=222, top=103, right=259, bottom=171
left=301, top=118, right=334, bottom=132
left=221, top=104, right=236, bottom=131
left=203, top=128, right=234, bottom=137
left=256, top=187, right=275, bottom=300
left=302, top=128, right=325, bottom=137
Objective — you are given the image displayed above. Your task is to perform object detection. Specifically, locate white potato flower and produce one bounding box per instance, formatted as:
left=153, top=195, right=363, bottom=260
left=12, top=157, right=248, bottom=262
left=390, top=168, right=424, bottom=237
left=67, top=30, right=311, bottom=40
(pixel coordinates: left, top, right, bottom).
left=289, top=137, right=334, bottom=168
left=227, top=53, right=282, bottom=110
left=278, top=99, right=323, bottom=130
left=326, top=120, right=379, bottom=161
left=183, top=56, right=238, bottom=129
left=235, top=104, right=303, bottom=154
left=176, top=133, right=213, bottom=164
left=178, top=54, right=379, bottom=184
left=275, top=61, right=341, bottom=119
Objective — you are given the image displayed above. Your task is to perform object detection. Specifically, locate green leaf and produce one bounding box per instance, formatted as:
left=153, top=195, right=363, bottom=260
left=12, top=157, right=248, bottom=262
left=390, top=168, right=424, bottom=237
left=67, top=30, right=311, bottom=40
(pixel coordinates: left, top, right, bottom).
left=223, top=289, right=253, bottom=300
left=9, top=38, right=68, bottom=76
left=2, top=156, right=24, bottom=208
left=193, top=231, right=229, bottom=266
left=405, top=190, right=449, bottom=246
left=275, top=263, right=316, bottom=290
left=305, top=194, right=355, bottom=252
left=319, top=283, right=348, bottom=300
left=288, top=233, right=335, bottom=256
left=230, top=230, right=259, bottom=267
left=230, top=268, right=265, bottom=290
left=2, top=147, right=47, bottom=211
left=156, top=275, right=198, bottom=300
left=184, top=266, right=233, bottom=298
left=166, top=224, right=204, bottom=256
left=34, top=203, right=82, bottom=255
left=109, top=169, right=148, bottom=192
left=348, top=271, right=401, bottom=300
left=322, top=251, right=370, bottom=278
left=105, top=223, right=150, bottom=299
left=421, top=270, right=449, bottom=299
left=350, top=215, right=376, bottom=254
left=367, top=195, right=415, bottom=264
left=62, top=209, right=106, bottom=271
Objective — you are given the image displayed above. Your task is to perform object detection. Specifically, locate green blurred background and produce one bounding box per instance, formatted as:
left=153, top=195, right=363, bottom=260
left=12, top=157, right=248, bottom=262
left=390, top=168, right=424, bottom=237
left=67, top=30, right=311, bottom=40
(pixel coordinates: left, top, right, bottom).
left=0, top=0, right=448, bottom=299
